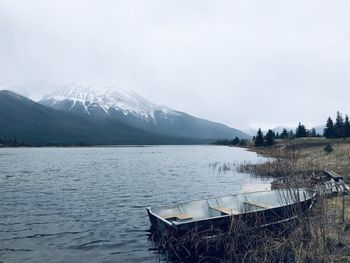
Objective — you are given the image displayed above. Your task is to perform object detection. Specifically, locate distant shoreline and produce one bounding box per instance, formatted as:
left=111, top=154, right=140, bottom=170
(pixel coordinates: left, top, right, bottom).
left=0, top=143, right=220, bottom=148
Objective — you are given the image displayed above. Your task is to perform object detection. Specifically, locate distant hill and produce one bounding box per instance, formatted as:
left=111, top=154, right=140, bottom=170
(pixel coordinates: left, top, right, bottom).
left=39, top=84, right=250, bottom=140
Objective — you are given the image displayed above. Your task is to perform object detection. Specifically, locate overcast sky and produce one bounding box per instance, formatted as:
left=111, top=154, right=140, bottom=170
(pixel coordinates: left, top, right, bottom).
left=1, top=0, right=350, bottom=130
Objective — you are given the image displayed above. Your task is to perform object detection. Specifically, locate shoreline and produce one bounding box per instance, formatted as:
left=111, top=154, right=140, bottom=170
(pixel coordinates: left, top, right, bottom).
left=0, top=143, right=218, bottom=149
left=237, top=137, right=350, bottom=182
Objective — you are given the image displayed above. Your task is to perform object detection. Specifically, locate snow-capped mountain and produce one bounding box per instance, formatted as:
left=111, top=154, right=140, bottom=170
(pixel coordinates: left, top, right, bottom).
left=40, top=83, right=176, bottom=121
left=0, top=90, right=195, bottom=145
left=39, top=84, right=250, bottom=140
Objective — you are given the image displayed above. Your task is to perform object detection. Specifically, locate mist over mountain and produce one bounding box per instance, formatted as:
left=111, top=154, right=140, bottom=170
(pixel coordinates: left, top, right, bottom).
left=0, top=90, right=201, bottom=145
left=39, top=84, right=250, bottom=140
left=0, top=86, right=249, bottom=145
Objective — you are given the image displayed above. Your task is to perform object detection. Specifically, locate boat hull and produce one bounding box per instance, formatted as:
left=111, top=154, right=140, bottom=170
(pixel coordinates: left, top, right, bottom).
left=147, top=189, right=315, bottom=235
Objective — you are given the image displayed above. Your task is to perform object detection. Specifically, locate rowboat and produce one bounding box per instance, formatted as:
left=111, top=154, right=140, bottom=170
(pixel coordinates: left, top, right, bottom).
left=147, top=189, right=316, bottom=235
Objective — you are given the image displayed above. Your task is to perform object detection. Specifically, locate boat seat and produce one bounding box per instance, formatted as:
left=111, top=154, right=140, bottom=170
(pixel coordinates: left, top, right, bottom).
left=162, top=213, right=192, bottom=220
left=210, top=206, right=239, bottom=215
left=243, top=201, right=271, bottom=209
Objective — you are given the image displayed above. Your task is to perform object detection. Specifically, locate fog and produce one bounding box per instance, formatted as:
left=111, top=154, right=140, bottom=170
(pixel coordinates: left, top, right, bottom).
left=1, top=0, right=350, bottom=130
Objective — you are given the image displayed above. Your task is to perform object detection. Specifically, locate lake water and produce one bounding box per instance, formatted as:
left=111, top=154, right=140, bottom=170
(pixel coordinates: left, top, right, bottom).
left=0, top=146, right=271, bottom=262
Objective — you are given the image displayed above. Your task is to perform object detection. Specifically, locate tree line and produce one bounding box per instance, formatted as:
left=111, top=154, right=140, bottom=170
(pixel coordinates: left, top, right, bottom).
left=213, top=137, right=248, bottom=146
left=254, top=124, right=321, bottom=147
left=253, top=111, right=350, bottom=147
left=324, top=111, right=350, bottom=138
left=0, top=136, right=28, bottom=147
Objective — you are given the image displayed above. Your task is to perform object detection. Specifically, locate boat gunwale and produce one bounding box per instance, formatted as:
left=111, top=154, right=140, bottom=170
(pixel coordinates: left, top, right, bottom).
left=147, top=188, right=316, bottom=227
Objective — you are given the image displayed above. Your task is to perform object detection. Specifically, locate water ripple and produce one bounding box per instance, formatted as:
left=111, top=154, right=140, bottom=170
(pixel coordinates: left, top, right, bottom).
left=0, top=146, right=270, bottom=262
left=2, top=231, right=84, bottom=241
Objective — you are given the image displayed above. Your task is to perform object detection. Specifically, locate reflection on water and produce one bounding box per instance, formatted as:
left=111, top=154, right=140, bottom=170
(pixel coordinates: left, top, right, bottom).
left=0, top=146, right=271, bottom=262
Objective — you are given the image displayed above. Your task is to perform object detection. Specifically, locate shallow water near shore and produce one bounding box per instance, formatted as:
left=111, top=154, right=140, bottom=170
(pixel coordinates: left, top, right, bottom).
left=0, top=145, right=271, bottom=262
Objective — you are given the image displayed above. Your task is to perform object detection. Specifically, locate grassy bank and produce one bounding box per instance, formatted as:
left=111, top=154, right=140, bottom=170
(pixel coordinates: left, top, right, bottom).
left=242, top=137, right=350, bottom=262
left=241, top=137, right=350, bottom=219
left=244, top=137, right=350, bottom=182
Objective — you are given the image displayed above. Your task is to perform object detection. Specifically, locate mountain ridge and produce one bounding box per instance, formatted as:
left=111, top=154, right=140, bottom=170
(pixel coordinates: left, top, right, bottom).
left=39, top=84, right=250, bottom=140
left=0, top=90, right=200, bottom=145
left=0, top=88, right=249, bottom=145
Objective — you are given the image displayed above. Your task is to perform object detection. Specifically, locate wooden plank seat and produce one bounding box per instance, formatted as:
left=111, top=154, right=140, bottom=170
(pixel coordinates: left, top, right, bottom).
left=211, top=206, right=238, bottom=215
left=243, top=201, right=271, bottom=209
left=162, top=213, right=192, bottom=220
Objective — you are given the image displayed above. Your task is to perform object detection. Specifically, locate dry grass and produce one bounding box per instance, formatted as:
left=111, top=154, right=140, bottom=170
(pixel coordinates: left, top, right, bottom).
left=246, top=138, right=350, bottom=182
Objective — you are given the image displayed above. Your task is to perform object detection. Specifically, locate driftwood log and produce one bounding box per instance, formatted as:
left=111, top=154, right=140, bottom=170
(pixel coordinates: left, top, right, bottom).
left=271, top=169, right=350, bottom=195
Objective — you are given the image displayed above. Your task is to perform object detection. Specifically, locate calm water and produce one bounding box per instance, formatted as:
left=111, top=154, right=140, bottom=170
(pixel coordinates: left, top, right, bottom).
left=0, top=146, right=271, bottom=262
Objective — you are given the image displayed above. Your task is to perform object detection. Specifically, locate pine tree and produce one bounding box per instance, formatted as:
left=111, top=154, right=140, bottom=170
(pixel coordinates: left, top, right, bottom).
left=335, top=111, right=344, bottom=138
left=309, top=128, right=316, bottom=137
left=254, top=128, right=264, bottom=147
left=265, top=129, right=275, bottom=146
left=288, top=130, right=295, bottom=139
left=232, top=136, right=240, bottom=145
left=344, top=115, right=350, bottom=138
left=324, top=117, right=335, bottom=138
left=281, top=128, right=288, bottom=139
left=296, top=122, right=308, bottom=138
left=275, top=132, right=280, bottom=139
left=239, top=139, right=247, bottom=146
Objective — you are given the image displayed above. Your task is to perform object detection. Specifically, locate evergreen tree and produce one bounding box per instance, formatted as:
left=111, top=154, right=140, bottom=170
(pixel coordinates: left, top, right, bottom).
left=254, top=128, right=264, bottom=147
left=239, top=139, right=247, bottom=146
left=324, top=143, right=333, bottom=154
left=288, top=130, right=295, bottom=139
left=232, top=136, right=240, bottom=145
left=275, top=132, right=280, bottom=139
left=324, top=117, right=335, bottom=138
left=309, top=128, right=316, bottom=137
left=345, top=115, right=350, bottom=137
left=281, top=128, right=288, bottom=139
left=296, top=122, right=308, bottom=138
left=265, top=129, right=275, bottom=146
left=335, top=111, right=344, bottom=137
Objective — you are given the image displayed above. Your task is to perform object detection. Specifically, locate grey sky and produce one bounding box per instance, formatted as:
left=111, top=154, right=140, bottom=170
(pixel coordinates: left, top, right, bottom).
left=1, top=0, right=350, bottom=130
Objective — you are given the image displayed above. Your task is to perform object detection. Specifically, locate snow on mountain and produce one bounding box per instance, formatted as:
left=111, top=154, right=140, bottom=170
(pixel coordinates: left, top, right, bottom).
left=39, top=83, right=251, bottom=140
left=40, top=83, right=177, bottom=121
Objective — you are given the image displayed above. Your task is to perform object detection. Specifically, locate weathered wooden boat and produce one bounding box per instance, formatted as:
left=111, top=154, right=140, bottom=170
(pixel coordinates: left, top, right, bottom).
left=147, top=189, right=316, bottom=235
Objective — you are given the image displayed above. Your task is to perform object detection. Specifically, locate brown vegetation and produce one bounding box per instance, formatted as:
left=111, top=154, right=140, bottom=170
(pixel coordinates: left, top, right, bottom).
left=246, top=137, right=350, bottom=181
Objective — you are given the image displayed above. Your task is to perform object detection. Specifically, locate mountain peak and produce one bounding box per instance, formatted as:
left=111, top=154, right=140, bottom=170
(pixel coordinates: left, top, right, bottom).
left=41, top=83, right=173, bottom=119
left=38, top=83, right=250, bottom=140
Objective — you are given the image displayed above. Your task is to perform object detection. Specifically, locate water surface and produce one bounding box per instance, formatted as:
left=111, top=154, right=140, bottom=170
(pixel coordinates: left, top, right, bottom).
left=0, top=146, right=271, bottom=262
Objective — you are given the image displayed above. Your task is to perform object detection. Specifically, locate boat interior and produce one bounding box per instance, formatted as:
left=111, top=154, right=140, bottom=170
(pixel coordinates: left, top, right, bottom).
left=150, top=189, right=313, bottom=225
